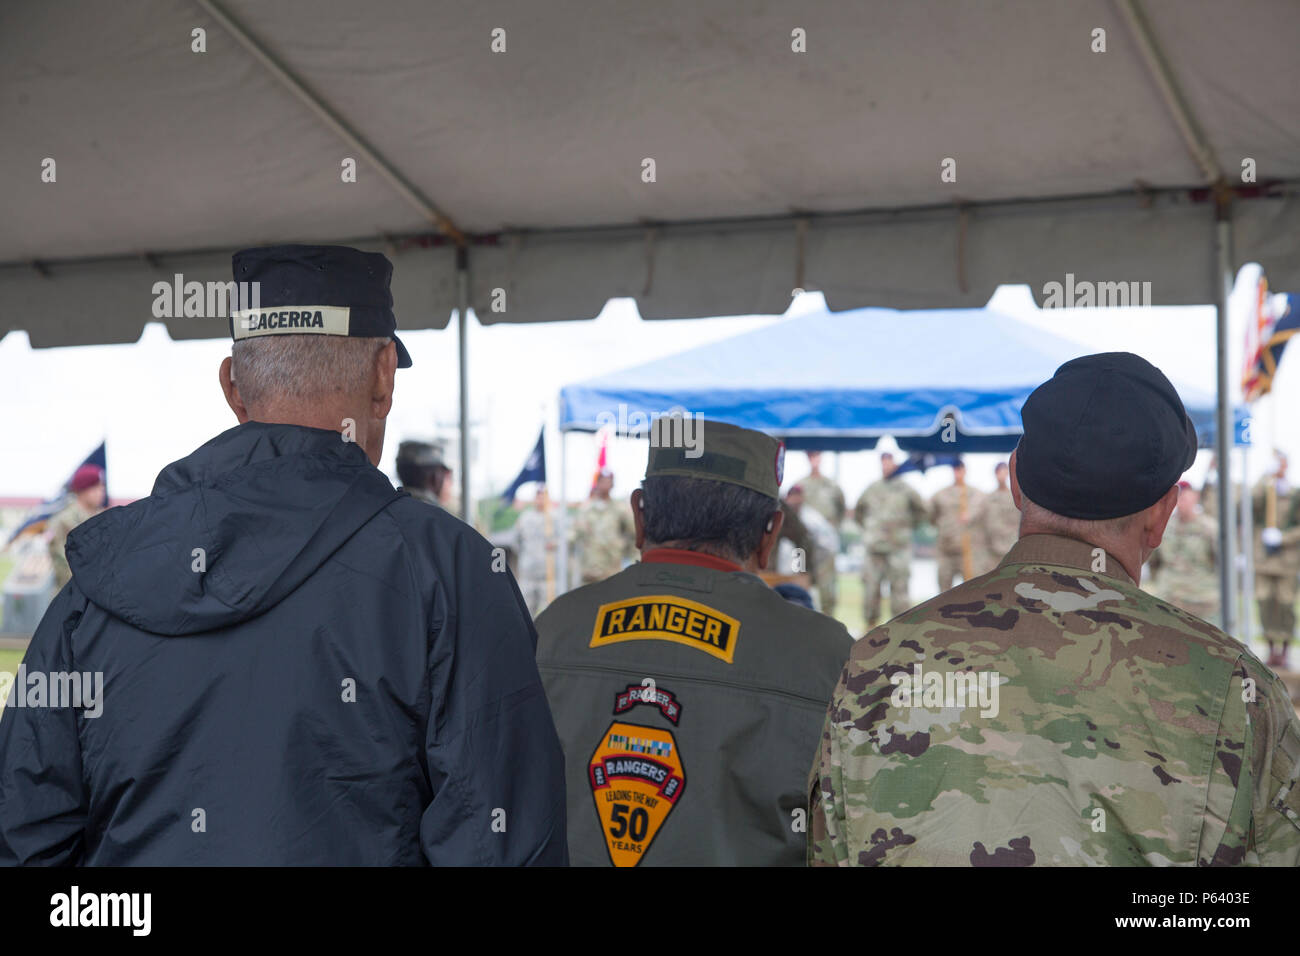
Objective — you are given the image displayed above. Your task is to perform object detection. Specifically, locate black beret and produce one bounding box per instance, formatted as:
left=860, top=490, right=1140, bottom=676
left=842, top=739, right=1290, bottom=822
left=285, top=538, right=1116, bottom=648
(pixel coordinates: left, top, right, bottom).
left=1016, top=352, right=1197, bottom=520
left=229, top=244, right=412, bottom=368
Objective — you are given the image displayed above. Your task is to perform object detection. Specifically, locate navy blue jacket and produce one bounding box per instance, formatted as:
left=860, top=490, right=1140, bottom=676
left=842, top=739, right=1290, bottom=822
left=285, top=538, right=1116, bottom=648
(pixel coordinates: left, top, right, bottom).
left=0, top=422, right=567, bottom=865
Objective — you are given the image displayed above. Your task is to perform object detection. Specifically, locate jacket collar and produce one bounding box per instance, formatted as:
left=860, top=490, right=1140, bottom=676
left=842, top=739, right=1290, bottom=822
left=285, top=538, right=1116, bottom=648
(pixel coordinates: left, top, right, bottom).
left=999, top=533, right=1134, bottom=587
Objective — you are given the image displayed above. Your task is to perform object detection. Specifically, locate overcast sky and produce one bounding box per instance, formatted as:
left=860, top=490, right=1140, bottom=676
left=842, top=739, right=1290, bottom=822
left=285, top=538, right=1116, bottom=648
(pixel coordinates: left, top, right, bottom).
left=0, top=269, right=1296, bottom=510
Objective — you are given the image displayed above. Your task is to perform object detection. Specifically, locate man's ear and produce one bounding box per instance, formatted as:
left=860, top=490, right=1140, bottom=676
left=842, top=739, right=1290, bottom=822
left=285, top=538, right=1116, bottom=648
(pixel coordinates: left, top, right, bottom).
left=1145, top=484, right=1180, bottom=551
left=219, top=356, right=250, bottom=423
left=631, top=488, right=647, bottom=551
left=1008, top=449, right=1022, bottom=509
left=756, top=509, right=785, bottom=571
left=372, top=341, right=398, bottom=421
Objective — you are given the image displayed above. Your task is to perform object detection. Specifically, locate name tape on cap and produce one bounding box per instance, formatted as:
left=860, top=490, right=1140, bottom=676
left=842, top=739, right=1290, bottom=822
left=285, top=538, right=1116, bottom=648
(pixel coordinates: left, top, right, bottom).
left=231, top=305, right=351, bottom=340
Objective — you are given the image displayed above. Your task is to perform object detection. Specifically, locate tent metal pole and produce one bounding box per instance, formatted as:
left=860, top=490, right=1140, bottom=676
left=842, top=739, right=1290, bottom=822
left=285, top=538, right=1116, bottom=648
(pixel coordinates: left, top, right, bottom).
left=1115, top=0, right=1221, bottom=182
left=457, top=247, right=471, bottom=524
left=194, top=0, right=464, bottom=243
left=556, top=426, right=569, bottom=595
left=1214, top=214, right=1236, bottom=634
left=1239, top=443, right=1254, bottom=645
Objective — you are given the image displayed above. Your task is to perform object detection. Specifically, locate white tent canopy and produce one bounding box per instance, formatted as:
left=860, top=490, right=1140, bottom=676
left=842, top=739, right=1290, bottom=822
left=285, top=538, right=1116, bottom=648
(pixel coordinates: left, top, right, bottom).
left=2, top=0, right=1298, bottom=344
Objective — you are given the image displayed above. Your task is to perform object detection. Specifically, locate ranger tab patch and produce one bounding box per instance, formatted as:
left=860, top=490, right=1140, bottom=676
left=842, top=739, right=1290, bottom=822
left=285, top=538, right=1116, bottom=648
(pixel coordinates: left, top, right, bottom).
left=589, top=721, right=686, bottom=866
left=589, top=595, right=740, bottom=663
left=613, top=683, right=682, bottom=724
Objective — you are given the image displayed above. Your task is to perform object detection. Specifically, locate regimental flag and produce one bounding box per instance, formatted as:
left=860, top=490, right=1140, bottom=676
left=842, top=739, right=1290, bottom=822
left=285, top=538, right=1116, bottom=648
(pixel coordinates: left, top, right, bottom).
left=1243, top=277, right=1299, bottom=403
left=5, top=442, right=108, bottom=545
left=500, top=428, right=546, bottom=502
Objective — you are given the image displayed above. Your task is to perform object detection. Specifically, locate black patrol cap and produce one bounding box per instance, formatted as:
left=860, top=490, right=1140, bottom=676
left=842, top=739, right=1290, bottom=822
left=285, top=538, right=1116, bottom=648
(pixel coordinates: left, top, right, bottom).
left=229, top=244, right=412, bottom=367
left=1016, top=352, right=1198, bottom=520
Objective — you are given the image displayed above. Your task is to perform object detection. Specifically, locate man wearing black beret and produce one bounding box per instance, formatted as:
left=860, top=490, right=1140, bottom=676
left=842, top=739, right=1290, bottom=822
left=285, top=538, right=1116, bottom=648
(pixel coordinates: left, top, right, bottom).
left=0, top=245, right=567, bottom=866
left=812, top=351, right=1300, bottom=867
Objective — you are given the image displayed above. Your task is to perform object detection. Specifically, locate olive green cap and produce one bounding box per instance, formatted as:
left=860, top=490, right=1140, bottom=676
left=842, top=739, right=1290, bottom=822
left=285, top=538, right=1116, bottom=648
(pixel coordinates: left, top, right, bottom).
left=644, top=418, right=784, bottom=499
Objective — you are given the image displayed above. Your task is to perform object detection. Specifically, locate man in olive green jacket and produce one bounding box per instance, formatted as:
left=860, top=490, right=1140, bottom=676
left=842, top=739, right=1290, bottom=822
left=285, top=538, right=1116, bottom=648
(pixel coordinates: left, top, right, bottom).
left=535, top=419, right=852, bottom=866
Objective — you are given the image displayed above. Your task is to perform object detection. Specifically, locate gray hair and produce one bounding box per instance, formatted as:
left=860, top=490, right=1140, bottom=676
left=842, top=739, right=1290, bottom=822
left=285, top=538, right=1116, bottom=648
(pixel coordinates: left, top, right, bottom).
left=230, top=335, right=389, bottom=409
left=1018, top=493, right=1140, bottom=541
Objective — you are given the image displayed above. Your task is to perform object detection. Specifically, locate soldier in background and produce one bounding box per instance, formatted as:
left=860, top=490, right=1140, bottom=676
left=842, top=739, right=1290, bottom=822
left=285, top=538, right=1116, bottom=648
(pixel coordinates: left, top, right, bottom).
left=574, top=468, right=637, bottom=585
left=785, top=484, right=837, bottom=609
left=972, top=461, right=1019, bottom=574
left=513, top=486, right=558, bottom=617
left=395, top=440, right=452, bottom=509
left=929, top=460, right=983, bottom=591
left=1200, top=453, right=1219, bottom=519
left=1253, top=452, right=1300, bottom=669
left=795, top=452, right=846, bottom=613
left=47, top=464, right=105, bottom=590
left=855, top=452, right=926, bottom=628
left=812, top=352, right=1300, bottom=867
left=1147, top=481, right=1219, bottom=626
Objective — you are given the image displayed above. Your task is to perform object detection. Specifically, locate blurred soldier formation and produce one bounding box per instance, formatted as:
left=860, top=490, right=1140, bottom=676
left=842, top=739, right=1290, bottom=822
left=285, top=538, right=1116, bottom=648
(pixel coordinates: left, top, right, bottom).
left=7, top=244, right=1299, bottom=870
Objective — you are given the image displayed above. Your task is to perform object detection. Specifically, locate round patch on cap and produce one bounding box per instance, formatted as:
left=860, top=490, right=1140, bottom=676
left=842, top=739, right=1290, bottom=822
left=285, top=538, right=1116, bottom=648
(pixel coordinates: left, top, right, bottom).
left=774, top=442, right=786, bottom=486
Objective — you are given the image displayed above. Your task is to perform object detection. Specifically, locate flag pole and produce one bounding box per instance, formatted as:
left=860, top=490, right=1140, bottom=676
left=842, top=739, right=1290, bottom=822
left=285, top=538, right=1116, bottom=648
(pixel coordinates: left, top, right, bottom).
left=1214, top=210, right=1236, bottom=635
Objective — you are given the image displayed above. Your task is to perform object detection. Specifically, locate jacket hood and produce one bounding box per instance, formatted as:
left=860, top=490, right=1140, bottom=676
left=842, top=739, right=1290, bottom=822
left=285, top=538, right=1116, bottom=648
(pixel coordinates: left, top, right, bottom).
left=67, top=422, right=401, bottom=635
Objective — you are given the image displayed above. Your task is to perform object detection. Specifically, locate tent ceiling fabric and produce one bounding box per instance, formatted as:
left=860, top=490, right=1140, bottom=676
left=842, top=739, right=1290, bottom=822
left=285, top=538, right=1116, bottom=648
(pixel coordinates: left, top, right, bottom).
left=2, top=0, right=1298, bottom=344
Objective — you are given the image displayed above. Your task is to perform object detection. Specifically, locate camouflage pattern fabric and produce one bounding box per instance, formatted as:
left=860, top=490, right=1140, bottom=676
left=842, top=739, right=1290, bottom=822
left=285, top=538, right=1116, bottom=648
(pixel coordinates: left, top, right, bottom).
left=862, top=549, right=912, bottom=628
left=1146, top=511, right=1219, bottom=625
left=809, top=533, right=1300, bottom=867
left=800, top=473, right=847, bottom=528
left=514, top=507, right=555, bottom=616
left=972, top=488, right=1020, bottom=575
left=575, top=497, right=637, bottom=584
left=855, top=478, right=925, bottom=553
left=929, top=484, right=982, bottom=555
left=47, top=499, right=92, bottom=590
left=1252, top=479, right=1300, bottom=646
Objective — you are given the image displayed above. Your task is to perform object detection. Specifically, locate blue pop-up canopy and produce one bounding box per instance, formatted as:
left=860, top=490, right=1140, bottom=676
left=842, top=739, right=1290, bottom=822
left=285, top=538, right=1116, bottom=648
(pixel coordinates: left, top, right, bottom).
left=558, top=306, right=1246, bottom=451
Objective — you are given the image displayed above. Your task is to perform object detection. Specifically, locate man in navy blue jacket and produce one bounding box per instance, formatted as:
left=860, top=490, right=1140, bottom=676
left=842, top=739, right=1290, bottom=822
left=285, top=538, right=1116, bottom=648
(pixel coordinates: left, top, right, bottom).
left=0, top=245, right=567, bottom=865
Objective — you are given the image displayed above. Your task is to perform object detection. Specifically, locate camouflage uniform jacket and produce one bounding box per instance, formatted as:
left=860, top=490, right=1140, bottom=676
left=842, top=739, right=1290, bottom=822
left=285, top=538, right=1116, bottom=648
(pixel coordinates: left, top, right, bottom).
left=810, top=533, right=1300, bottom=867
left=514, top=507, right=554, bottom=580
left=799, top=474, right=846, bottom=528
left=973, top=488, right=1020, bottom=568
left=855, top=478, right=926, bottom=554
left=575, top=497, right=637, bottom=581
left=1147, top=512, right=1218, bottom=610
left=47, top=498, right=93, bottom=590
left=928, top=483, right=982, bottom=554
left=1252, top=478, right=1300, bottom=577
